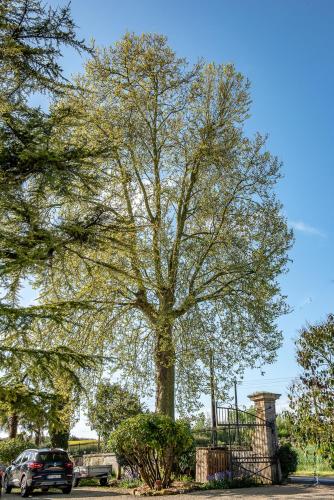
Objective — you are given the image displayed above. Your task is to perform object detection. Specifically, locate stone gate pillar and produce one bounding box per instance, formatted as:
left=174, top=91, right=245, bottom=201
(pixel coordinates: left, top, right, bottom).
left=248, top=392, right=281, bottom=483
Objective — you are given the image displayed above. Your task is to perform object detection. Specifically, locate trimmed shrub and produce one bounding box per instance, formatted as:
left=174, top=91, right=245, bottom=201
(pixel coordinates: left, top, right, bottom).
left=0, top=437, right=35, bottom=465
left=109, top=413, right=193, bottom=489
left=277, top=443, right=298, bottom=480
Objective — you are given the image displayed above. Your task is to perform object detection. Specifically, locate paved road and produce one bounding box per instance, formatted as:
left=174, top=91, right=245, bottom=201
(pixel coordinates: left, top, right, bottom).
left=290, top=475, right=334, bottom=486
left=2, top=484, right=334, bottom=499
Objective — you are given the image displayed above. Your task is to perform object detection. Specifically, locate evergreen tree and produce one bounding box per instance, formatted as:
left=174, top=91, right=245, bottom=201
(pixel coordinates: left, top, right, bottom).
left=0, top=1, right=101, bottom=437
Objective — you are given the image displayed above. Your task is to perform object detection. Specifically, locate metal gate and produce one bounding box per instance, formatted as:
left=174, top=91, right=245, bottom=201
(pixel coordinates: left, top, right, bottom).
left=215, top=406, right=279, bottom=483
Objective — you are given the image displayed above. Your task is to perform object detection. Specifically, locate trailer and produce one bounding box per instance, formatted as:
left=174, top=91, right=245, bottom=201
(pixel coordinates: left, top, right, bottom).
left=72, top=464, right=112, bottom=487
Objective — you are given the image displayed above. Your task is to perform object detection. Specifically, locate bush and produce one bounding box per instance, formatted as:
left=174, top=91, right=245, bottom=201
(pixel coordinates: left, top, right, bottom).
left=277, top=443, right=298, bottom=480
left=0, top=437, right=35, bottom=465
left=109, top=413, right=194, bottom=489
left=200, top=474, right=257, bottom=490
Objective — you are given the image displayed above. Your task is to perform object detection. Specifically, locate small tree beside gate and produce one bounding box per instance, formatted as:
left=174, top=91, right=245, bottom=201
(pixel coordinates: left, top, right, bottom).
left=109, top=413, right=193, bottom=489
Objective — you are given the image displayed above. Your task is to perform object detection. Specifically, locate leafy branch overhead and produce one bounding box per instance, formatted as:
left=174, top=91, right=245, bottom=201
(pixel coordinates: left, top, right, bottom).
left=1, top=1, right=292, bottom=420
left=40, top=33, right=293, bottom=416
left=0, top=0, right=101, bottom=444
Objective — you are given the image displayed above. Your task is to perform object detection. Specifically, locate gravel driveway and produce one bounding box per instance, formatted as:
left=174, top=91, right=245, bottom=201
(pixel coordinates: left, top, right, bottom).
left=2, top=484, right=334, bottom=499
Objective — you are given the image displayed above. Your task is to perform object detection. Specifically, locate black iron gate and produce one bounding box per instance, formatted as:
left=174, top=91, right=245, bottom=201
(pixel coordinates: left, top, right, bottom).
left=215, top=406, right=279, bottom=483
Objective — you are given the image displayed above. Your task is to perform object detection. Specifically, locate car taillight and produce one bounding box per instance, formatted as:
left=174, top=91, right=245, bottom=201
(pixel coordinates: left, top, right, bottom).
left=65, top=462, right=73, bottom=469
left=28, top=462, right=44, bottom=470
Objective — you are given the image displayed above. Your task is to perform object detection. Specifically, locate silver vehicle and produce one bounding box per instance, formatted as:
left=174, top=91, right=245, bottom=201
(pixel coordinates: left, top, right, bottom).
left=72, top=464, right=112, bottom=487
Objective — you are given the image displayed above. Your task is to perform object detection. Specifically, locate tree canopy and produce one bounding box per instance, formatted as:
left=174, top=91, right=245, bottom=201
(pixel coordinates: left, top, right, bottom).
left=87, top=382, right=143, bottom=443
left=0, top=0, right=100, bottom=439
left=288, top=314, right=334, bottom=464
left=37, top=33, right=292, bottom=418
left=0, top=0, right=99, bottom=355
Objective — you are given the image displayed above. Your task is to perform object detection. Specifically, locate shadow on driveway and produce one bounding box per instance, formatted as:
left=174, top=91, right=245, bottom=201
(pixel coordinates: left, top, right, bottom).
left=3, top=484, right=334, bottom=499
left=3, top=487, right=132, bottom=499
left=187, top=484, right=334, bottom=498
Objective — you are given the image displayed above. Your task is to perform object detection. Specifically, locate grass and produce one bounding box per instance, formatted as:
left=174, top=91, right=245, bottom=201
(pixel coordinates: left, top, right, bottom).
left=294, top=470, right=334, bottom=477
left=77, top=478, right=101, bottom=486
left=116, top=478, right=142, bottom=488
left=68, top=439, right=98, bottom=446
left=295, top=445, right=334, bottom=477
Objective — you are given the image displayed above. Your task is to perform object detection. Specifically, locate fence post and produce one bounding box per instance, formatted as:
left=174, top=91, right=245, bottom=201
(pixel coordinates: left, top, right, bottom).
left=248, top=391, right=282, bottom=483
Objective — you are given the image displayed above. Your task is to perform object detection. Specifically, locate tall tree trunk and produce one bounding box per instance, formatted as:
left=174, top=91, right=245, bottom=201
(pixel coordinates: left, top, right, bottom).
left=8, top=413, right=18, bottom=439
left=155, top=322, right=175, bottom=419
left=35, top=428, right=41, bottom=446
left=50, top=428, right=70, bottom=449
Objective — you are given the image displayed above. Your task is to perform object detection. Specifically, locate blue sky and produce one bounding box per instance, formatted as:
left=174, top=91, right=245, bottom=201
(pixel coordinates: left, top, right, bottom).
left=38, top=0, right=334, bottom=434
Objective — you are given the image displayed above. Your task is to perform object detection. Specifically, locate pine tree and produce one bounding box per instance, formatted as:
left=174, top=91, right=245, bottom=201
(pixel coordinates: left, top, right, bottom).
left=0, top=0, right=99, bottom=433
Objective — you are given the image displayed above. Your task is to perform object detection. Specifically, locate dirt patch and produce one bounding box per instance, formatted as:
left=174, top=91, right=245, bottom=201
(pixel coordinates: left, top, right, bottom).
left=132, top=480, right=199, bottom=496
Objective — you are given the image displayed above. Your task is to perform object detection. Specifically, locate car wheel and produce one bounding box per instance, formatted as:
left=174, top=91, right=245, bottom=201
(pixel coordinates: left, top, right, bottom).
left=61, top=486, right=72, bottom=494
left=20, top=476, right=32, bottom=498
left=72, top=477, right=80, bottom=487
left=99, top=477, right=108, bottom=486
left=3, top=475, right=12, bottom=494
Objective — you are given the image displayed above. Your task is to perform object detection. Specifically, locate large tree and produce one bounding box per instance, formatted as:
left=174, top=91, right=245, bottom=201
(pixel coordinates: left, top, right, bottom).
left=0, top=0, right=103, bottom=364
left=38, top=33, right=292, bottom=418
left=288, top=315, right=334, bottom=464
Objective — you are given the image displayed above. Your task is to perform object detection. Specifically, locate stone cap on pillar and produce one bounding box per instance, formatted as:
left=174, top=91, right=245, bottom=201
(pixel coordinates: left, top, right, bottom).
left=247, top=391, right=281, bottom=403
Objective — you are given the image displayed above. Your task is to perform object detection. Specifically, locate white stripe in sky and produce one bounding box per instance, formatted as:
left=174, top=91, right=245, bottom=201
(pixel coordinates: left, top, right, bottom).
left=289, top=220, right=326, bottom=238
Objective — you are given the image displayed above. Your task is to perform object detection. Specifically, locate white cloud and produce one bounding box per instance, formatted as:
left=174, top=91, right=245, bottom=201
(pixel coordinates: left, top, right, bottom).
left=298, top=296, right=312, bottom=310
left=289, top=220, right=326, bottom=238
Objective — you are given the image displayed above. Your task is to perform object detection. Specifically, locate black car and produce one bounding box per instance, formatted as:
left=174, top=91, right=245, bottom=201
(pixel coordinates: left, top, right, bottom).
left=3, top=448, right=73, bottom=497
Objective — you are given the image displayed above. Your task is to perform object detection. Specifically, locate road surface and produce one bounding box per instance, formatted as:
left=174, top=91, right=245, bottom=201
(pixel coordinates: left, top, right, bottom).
left=290, top=475, right=334, bottom=486
left=2, top=484, right=334, bottom=499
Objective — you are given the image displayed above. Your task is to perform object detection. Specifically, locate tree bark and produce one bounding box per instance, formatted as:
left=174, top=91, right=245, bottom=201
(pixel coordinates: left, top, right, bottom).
left=50, top=428, right=70, bottom=449
left=35, top=428, right=41, bottom=446
left=155, top=322, right=175, bottom=419
left=8, top=413, right=18, bottom=439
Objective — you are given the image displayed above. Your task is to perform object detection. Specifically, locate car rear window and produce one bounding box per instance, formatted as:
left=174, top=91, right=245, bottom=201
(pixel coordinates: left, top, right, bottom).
left=36, top=452, right=69, bottom=463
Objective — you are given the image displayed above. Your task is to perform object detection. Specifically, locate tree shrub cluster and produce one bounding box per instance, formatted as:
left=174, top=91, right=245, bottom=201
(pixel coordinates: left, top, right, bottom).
left=109, top=413, right=193, bottom=489
left=288, top=315, right=334, bottom=466
left=0, top=0, right=292, bottom=460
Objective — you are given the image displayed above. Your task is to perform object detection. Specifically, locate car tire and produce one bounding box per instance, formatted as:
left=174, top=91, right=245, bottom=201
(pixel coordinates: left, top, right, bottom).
left=3, top=475, right=12, bottom=493
left=61, top=486, right=72, bottom=494
left=72, top=477, right=80, bottom=487
left=20, top=476, right=32, bottom=497
left=99, top=478, right=108, bottom=486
